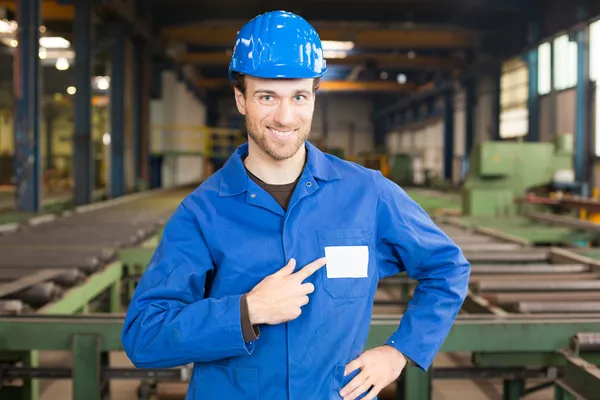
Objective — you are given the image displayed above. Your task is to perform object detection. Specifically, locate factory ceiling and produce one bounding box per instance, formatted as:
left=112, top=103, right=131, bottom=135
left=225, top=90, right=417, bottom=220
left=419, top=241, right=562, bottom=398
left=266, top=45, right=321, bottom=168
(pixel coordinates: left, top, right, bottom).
left=0, top=0, right=598, bottom=97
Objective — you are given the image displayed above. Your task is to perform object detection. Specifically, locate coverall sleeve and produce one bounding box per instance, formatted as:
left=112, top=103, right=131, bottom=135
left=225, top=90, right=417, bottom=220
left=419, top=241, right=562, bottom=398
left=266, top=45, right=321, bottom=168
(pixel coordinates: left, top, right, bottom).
left=121, top=202, right=254, bottom=369
left=374, top=173, right=470, bottom=370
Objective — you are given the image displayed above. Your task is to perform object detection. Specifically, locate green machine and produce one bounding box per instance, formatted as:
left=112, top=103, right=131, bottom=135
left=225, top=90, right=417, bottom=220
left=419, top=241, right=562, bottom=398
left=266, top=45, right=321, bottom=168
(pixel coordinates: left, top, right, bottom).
left=462, top=134, right=574, bottom=216
left=388, top=153, right=414, bottom=185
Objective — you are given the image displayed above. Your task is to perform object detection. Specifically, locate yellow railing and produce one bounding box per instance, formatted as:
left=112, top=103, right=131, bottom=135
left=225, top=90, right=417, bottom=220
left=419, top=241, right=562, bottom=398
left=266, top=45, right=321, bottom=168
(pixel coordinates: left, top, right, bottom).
left=150, top=125, right=244, bottom=158
left=347, top=154, right=390, bottom=177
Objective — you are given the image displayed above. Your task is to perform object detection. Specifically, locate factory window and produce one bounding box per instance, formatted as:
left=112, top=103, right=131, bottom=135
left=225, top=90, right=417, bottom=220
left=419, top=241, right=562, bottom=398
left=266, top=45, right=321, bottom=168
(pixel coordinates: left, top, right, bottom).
left=591, top=19, right=600, bottom=156
left=538, top=42, right=551, bottom=95
left=500, top=58, right=529, bottom=138
left=553, top=34, right=578, bottom=90
left=591, top=19, right=600, bottom=82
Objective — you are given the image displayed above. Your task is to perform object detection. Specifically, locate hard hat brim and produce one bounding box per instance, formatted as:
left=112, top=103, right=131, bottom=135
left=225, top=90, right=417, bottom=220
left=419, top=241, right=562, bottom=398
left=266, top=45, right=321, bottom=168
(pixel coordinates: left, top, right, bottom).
left=230, top=63, right=327, bottom=81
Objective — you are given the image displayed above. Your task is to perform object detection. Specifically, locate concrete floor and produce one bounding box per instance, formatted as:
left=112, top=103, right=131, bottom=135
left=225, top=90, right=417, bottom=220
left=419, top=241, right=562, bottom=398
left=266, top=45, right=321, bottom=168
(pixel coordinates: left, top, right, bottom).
left=36, top=351, right=556, bottom=400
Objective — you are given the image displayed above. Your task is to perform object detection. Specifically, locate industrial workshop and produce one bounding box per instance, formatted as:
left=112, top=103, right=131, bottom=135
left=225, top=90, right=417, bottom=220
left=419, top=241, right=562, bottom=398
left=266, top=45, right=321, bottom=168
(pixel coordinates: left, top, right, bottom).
left=2, top=0, right=600, bottom=399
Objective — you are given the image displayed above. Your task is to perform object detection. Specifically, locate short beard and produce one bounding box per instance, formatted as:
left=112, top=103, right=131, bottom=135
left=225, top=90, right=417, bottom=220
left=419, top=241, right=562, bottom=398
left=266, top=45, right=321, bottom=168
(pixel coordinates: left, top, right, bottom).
left=246, top=123, right=307, bottom=161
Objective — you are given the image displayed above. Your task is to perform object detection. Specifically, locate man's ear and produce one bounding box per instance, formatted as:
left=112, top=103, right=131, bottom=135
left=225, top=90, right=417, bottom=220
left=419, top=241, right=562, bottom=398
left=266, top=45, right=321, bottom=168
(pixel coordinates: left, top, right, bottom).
left=234, top=87, right=246, bottom=115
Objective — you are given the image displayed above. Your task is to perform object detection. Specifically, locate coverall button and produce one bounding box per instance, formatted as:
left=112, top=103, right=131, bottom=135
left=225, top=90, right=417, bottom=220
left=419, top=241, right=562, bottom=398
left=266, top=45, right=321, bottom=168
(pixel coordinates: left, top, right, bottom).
left=306, top=182, right=312, bottom=187
left=250, top=193, right=256, bottom=198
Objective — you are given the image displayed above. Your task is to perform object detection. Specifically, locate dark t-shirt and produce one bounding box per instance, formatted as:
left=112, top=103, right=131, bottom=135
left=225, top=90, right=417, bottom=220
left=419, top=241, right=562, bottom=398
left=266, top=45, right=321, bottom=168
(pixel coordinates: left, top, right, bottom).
left=239, top=164, right=301, bottom=342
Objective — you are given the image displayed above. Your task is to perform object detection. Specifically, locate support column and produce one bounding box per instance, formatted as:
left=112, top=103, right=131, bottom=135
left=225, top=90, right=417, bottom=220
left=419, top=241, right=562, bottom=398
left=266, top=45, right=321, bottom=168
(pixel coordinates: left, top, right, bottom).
left=109, top=23, right=126, bottom=198
left=492, top=66, right=502, bottom=140
left=13, top=0, right=42, bottom=212
left=444, top=87, right=454, bottom=181
left=140, top=47, right=150, bottom=186
left=575, top=27, right=590, bottom=190
left=73, top=1, right=94, bottom=206
left=527, top=47, right=540, bottom=141
left=464, top=78, right=476, bottom=162
left=44, top=111, right=54, bottom=171
left=133, top=38, right=149, bottom=189
left=373, top=97, right=389, bottom=151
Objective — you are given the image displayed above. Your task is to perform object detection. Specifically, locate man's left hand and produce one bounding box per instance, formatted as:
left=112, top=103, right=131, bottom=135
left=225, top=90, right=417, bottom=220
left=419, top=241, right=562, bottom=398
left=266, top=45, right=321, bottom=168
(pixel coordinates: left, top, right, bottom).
left=339, top=345, right=407, bottom=400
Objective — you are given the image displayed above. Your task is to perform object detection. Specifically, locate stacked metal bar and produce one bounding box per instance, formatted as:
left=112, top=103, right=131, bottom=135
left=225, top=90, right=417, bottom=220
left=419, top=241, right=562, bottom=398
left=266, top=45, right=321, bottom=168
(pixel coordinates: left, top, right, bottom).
left=439, top=221, right=600, bottom=316
left=0, top=188, right=188, bottom=309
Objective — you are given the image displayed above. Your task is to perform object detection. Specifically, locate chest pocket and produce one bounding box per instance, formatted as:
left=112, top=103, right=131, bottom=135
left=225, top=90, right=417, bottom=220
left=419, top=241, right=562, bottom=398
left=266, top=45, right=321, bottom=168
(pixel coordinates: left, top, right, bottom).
left=318, top=229, right=373, bottom=299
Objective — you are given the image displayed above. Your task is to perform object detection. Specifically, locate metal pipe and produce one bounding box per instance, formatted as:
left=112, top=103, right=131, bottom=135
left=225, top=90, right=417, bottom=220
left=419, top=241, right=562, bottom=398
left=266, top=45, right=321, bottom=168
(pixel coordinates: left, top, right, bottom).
left=9, top=282, right=60, bottom=306
left=473, top=280, right=600, bottom=292
left=54, top=270, right=84, bottom=287
left=471, top=264, right=589, bottom=274
left=570, top=332, right=600, bottom=352
left=472, top=273, right=600, bottom=281
left=526, top=211, right=600, bottom=233
left=464, top=250, right=549, bottom=263
left=459, top=243, right=523, bottom=252
left=447, top=235, right=497, bottom=244
left=0, top=300, right=24, bottom=315
left=0, top=365, right=557, bottom=381
left=0, top=366, right=186, bottom=381
left=515, top=302, right=600, bottom=314
left=483, top=292, right=600, bottom=304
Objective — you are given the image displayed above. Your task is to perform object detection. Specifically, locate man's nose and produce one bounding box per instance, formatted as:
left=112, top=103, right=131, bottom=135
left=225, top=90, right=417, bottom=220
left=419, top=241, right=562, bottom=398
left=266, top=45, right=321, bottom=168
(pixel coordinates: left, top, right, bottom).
left=273, top=101, right=294, bottom=127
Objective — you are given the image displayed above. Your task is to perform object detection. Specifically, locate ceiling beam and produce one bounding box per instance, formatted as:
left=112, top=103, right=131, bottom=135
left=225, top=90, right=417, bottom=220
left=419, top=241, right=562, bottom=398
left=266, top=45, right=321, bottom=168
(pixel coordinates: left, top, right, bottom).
left=0, top=0, right=74, bottom=20
left=163, top=26, right=476, bottom=49
left=195, top=78, right=416, bottom=92
left=174, top=51, right=464, bottom=71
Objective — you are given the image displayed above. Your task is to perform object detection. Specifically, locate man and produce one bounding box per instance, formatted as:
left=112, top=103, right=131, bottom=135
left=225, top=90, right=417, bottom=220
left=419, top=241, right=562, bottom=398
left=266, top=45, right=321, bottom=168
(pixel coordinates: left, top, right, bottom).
left=122, top=10, right=470, bottom=400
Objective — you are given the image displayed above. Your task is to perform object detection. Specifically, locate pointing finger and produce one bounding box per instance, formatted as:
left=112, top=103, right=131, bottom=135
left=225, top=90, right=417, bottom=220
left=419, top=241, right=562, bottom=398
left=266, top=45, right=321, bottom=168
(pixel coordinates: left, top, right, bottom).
left=293, top=257, right=327, bottom=281
left=276, top=258, right=296, bottom=276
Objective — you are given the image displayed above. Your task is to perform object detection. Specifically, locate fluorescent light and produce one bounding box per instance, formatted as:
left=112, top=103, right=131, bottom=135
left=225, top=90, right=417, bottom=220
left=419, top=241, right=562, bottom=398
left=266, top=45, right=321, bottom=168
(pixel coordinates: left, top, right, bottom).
left=39, top=36, right=70, bottom=49
left=9, top=40, right=17, bottom=48
left=55, top=58, right=70, bottom=70
left=0, top=19, right=18, bottom=34
left=38, top=48, right=47, bottom=59
left=67, top=86, right=76, bottom=95
left=94, top=76, right=110, bottom=91
left=323, top=50, right=348, bottom=59
left=321, top=40, right=354, bottom=51
left=103, top=133, right=111, bottom=146
left=45, top=49, right=74, bottom=60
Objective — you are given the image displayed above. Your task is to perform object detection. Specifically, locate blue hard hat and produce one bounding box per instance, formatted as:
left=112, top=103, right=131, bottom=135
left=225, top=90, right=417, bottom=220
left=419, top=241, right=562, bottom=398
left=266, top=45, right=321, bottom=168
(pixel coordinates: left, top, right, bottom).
left=229, top=10, right=327, bottom=80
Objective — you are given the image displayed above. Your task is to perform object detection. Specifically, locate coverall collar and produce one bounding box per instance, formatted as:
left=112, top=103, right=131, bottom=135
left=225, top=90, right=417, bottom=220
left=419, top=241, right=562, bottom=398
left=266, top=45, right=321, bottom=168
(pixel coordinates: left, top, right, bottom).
left=219, top=140, right=340, bottom=197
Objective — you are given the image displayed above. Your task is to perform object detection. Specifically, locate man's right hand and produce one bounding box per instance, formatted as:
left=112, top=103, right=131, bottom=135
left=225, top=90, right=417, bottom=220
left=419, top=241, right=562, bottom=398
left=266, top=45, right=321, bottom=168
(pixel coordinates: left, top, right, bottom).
left=246, top=257, right=327, bottom=325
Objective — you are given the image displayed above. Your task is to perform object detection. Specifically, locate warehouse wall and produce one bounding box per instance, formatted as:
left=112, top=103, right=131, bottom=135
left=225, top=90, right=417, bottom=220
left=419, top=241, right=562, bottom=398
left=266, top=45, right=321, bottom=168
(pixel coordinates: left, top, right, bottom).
left=555, top=89, right=576, bottom=137
left=539, top=95, right=553, bottom=141
left=475, top=74, right=496, bottom=144
left=312, top=94, right=374, bottom=157
left=538, top=89, right=576, bottom=141
left=453, top=86, right=466, bottom=183
left=386, top=118, right=445, bottom=184
left=151, top=71, right=207, bottom=188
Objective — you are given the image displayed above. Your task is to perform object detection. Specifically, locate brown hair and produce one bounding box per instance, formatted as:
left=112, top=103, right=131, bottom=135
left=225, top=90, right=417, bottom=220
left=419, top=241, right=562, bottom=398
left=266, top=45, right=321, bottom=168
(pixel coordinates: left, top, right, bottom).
left=231, top=71, right=320, bottom=96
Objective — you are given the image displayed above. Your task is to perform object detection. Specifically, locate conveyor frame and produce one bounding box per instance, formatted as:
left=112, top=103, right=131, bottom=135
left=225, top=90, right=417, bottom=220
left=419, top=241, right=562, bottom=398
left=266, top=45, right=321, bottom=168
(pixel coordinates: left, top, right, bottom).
left=0, top=315, right=600, bottom=400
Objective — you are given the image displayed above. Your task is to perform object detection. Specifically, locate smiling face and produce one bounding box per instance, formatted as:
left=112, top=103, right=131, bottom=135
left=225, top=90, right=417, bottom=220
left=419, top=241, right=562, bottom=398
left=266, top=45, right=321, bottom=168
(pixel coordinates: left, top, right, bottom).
left=234, top=75, right=317, bottom=162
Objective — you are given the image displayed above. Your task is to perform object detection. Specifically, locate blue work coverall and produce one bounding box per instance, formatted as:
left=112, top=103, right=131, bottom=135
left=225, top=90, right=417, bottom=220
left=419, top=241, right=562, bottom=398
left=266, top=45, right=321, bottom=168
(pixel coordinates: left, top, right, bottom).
left=122, top=141, right=470, bottom=399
